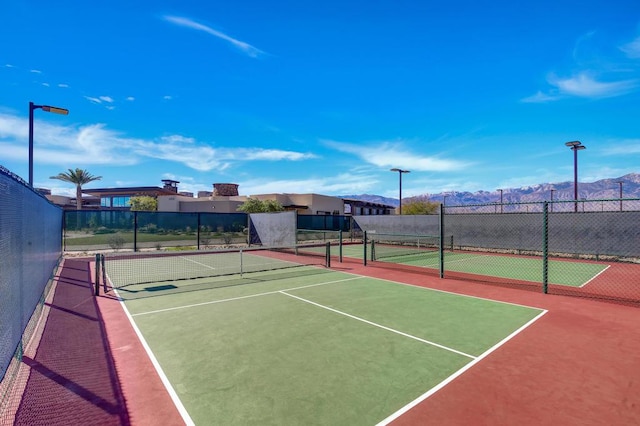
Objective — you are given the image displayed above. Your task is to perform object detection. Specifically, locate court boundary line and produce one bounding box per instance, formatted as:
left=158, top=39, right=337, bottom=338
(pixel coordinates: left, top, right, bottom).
left=578, top=264, right=611, bottom=288
left=386, top=252, right=610, bottom=288
left=131, top=276, right=365, bottom=317
left=179, top=255, right=218, bottom=270
left=375, top=309, right=548, bottom=426
left=341, top=270, right=547, bottom=311
left=279, top=291, right=477, bottom=359
left=114, top=288, right=195, bottom=426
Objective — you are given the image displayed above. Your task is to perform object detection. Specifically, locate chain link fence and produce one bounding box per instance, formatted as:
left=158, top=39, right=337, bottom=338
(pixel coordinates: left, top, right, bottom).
left=444, top=199, right=640, bottom=306
left=64, top=211, right=248, bottom=251
left=1, top=166, right=62, bottom=422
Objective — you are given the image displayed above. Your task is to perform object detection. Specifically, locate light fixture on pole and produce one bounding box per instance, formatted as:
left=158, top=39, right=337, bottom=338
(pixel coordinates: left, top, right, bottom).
left=565, top=140, right=586, bottom=212
left=29, top=101, right=69, bottom=187
left=390, top=168, right=410, bottom=215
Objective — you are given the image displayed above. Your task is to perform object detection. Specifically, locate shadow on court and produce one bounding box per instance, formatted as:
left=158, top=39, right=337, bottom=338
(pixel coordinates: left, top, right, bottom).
left=13, top=259, right=130, bottom=426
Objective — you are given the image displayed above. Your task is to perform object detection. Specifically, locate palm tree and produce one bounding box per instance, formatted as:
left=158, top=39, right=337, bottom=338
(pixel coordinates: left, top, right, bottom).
left=50, top=168, right=102, bottom=210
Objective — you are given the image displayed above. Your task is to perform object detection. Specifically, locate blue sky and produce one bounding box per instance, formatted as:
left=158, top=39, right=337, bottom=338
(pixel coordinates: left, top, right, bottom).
left=1, top=0, right=640, bottom=199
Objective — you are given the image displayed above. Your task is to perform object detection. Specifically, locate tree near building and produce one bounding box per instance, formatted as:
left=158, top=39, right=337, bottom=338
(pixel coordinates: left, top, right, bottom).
left=50, top=168, right=102, bottom=210
left=402, top=200, right=440, bottom=215
left=129, top=195, right=158, bottom=211
left=237, top=198, right=285, bottom=213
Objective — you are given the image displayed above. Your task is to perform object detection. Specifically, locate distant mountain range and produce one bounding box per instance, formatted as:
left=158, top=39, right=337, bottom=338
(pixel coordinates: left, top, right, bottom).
left=342, top=173, right=640, bottom=207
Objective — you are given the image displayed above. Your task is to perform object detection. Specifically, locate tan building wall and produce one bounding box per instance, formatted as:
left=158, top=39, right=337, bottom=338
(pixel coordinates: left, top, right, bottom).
left=251, top=193, right=344, bottom=215
left=158, top=194, right=247, bottom=213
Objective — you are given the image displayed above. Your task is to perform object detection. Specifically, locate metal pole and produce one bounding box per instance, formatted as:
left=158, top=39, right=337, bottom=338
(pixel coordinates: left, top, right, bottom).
left=27, top=101, right=68, bottom=187
left=573, top=147, right=578, bottom=212
left=28, top=102, right=35, bottom=187
left=398, top=172, right=403, bottom=215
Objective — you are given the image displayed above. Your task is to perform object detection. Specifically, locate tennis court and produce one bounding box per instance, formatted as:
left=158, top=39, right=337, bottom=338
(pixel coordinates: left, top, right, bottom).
left=369, top=242, right=609, bottom=288
left=103, top=250, right=546, bottom=425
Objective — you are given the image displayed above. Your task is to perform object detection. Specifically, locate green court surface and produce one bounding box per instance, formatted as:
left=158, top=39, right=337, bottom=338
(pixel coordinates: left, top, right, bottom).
left=118, top=267, right=545, bottom=425
left=372, top=250, right=609, bottom=287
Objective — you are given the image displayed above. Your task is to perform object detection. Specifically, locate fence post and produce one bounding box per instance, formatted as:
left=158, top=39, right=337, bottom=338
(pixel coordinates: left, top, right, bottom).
left=542, top=201, right=549, bottom=294
left=133, top=211, right=138, bottom=252
left=439, top=203, right=445, bottom=279
left=197, top=212, right=201, bottom=250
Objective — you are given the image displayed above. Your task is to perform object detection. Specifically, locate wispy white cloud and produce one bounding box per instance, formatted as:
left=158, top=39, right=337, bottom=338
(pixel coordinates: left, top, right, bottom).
left=524, top=72, right=639, bottom=102
left=42, top=82, right=50, bottom=87
left=163, top=95, right=172, bottom=100
left=5, top=64, right=15, bottom=68
left=230, top=148, right=315, bottom=161
left=520, top=90, right=562, bottom=103
left=30, top=69, right=42, bottom=74
left=126, top=96, right=135, bottom=101
left=324, top=140, right=469, bottom=172
left=241, top=172, right=379, bottom=196
left=600, top=138, right=640, bottom=155
left=527, top=31, right=640, bottom=102
left=548, top=72, right=639, bottom=98
left=58, top=83, right=69, bottom=88
left=0, top=113, right=316, bottom=172
left=140, top=135, right=315, bottom=171
left=620, top=36, right=640, bottom=59
left=163, top=15, right=267, bottom=58
left=84, top=95, right=116, bottom=109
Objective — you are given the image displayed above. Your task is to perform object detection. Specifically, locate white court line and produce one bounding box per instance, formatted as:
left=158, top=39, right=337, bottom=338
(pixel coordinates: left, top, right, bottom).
left=339, top=269, right=547, bottom=311
left=114, top=288, right=196, bottom=426
left=279, top=291, right=476, bottom=360
left=375, top=309, right=548, bottom=426
left=579, top=264, right=611, bottom=288
left=180, top=255, right=218, bottom=270
left=131, top=276, right=365, bottom=317
left=444, top=253, right=492, bottom=265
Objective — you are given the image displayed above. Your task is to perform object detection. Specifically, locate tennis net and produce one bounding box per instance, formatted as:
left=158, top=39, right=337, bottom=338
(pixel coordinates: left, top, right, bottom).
left=370, top=233, right=452, bottom=262
left=96, top=243, right=330, bottom=292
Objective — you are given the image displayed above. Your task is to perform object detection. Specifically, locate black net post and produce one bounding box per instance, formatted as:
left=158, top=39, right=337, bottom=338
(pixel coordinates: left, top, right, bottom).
left=326, top=242, right=331, bottom=268
left=363, top=231, right=367, bottom=266
left=542, top=201, right=549, bottom=294
left=94, top=253, right=101, bottom=296
left=101, top=254, right=107, bottom=294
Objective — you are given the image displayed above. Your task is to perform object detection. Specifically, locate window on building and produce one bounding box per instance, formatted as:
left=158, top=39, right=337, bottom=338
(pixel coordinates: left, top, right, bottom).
left=103, top=196, right=131, bottom=208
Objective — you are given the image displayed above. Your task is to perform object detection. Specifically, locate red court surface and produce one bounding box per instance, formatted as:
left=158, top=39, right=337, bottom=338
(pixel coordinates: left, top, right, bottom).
left=9, top=257, right=640, bottom=425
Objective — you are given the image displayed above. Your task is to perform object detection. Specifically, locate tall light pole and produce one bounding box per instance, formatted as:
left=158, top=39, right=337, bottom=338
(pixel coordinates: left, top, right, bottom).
left=550, top=189, right=556, bottom=212
left=29, top=101, right=69, bottom=187
left=390, top=168, right=410, bottom=215
left=497, top=189, right=503, bottom=213
left=565, top=141, right=586, bottom=212
left=617, top=181, right=623, bottom=212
